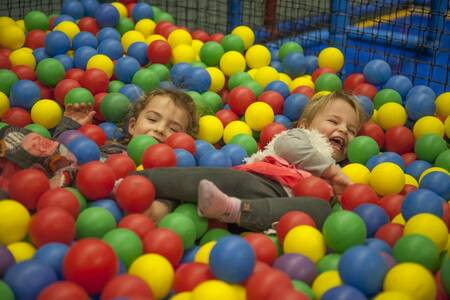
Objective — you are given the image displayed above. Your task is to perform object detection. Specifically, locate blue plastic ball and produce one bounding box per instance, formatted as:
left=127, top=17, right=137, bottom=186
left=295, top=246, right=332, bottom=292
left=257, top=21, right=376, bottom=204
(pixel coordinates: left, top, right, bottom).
left=209, top=235, right=256, bottom=283
left=282, top=52, right=307, bottom=77
left=420, top=171, right=450, bottom=200
left=33, top=242, right=69, bottom=278
left=90, top=199, right=123, bottom=223
left=406, top=85, right=436, bottom=100
left=62, top=0, right=85, bottom=19
left=99, top=122, right=124, bottom=140
left=270, top=60, right=283, bottom=72
left=4, top=260, right=58, bottom=300
left=364, top=238, right=392, bottom=255
left=128, top=42, right=149, bottom=66
left=198, top=150, right=232, bottom=168
left=338, top=245, right=388, bottom=296
left=132, top=2, right=154, bottom=22
left=384, top=75, right=413, bottom=99
left=114, top=56, right=141, bottom=83
left=322, top=285, right=368, bottom=300
left=194, top=140, right=215, bottom=161
left=265, top=80, right=290, bottom=99
left=356, top=95, right=374, bottom=118
left=274, top=114, right=293, bottom=129
left=353, top=204, right=389, bottom=237
left=159, top=80, right=177, bottom=90
left=170, top=63, right=193, bottom=87
left=366, top=152, right=405, bottom=171
left=118, top=259, right=127, bottom=274
left=95, top=3, right=120, bottom=28
left=80, top=0, right=99, bottom=17
left=405, top=160, right=432, bottom=180
left=73, top=31, right=97, bottom=49
left=181, top=246, right=200, bottom=263
left=96, top=27, right=121, bottom=42
left=401, top=189, right=445, bottom=220
left=45, top=31, right=71, bottom=56
left=54, top=54, right=74, bottom=71
left=97, top=39, right=124, bottom=60
left=53, top=14, right=76, bottom=27
left=186, top=67, right=211, bottom=93
left=33, top=48, right=50, bottom=63
left=119, top=84, right=144, bottom=102
left=405, top=93, right=436, bottom=121
left=220, top=144, right=247, bottom=166
left=9, top=80, right=40, bottom=109
left=363, top=59, right=391, bottom=86
left=304, top=55, right=318, bottom=74
left=73, top=46, right=97, bottom=69
left=67, top=136, right=101, bottom=164
left=174, top=149, right=197, bottom=167
left=283, top=93, right=309, bottom=121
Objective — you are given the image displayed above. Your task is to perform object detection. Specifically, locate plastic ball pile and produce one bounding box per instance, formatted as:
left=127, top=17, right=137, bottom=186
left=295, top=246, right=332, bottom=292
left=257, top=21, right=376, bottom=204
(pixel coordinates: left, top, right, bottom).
left=0, top=0, right=450, bottom=299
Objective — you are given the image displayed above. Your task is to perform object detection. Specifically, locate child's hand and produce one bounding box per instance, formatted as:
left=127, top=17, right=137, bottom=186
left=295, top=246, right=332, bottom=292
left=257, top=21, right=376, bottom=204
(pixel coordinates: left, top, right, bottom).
left=322, top=164, right=351, bottom=198
left=64, top=103, right=96, bottom=126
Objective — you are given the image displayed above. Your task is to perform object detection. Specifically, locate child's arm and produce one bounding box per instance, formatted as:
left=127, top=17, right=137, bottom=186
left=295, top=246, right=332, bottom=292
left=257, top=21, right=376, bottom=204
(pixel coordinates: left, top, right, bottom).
left=321, top=164, right=351, bottom=197
left=53, top=103, right=96, bottom=138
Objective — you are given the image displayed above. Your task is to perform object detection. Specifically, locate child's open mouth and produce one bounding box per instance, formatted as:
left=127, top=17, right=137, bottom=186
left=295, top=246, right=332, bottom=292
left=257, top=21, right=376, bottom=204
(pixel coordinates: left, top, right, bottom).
left=329, top=136, right=345, bottom=153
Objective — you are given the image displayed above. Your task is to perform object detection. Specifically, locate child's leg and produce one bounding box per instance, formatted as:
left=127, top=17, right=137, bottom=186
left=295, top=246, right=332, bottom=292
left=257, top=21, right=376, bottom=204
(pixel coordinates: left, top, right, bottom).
left=144, top=199, right=175, bottom=223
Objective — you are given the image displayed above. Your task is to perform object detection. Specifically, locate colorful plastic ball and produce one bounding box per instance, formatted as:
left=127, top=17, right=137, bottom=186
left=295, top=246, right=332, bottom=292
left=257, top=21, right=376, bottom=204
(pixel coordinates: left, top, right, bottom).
left=228, top=133, right=257, bottom=156
left=265, top=80, right=289, bottom=98
left=61, top=1, right=84, bottom=19
left=8, top=79, right=39, bottom=110
left=231, top=25, right=254, bottom=49
left=415, top=133, right=447, bottom=163
left=282, top=93, right=308, bottom=121
left=75, top=161, right=115, bottom=200
left=9, top=168, right=50, bottom=210
left=99, top=92, right=129, bottom=123
left=97, top=38, right=123, bottom=60
left=53, top=54, right=73, bottom=71
left=171, top=44, right=195, bottom=64
left=190, top=279, right=234, bottom=300
left=76, top=206, right=116, bottom=239
left=24, top=123, right=50, bottom=138
left=282, top=53, right=307, bottom=78
left=53, top=20, right=80, bottom=41
left=341, top=184, right=378, bottom=211
left=404, top=213, right=448, bottom=251
left=322, top=285, right=368, bottom=300
left=30, top=99, right=62, bottom=129
left=384, top=75, right=413, bottom=98
left=186, top=67, right=211, bottom=93
left=102, top=228, right=143, bottom=269
left=311, top=270, right=342, bottom=299
left=173, top=263, right=214, bottom=293
left=292, top=176, right=333, bottom=201
left=100, top=274, right=153, bottom=300
left=0, top=69, right=18, bottom=96
left=245, top=44, right=271, bottom=69
left=158, top=213, right=197, bottom=249
left=353, top=204, right=389, bottom=237
left=356, top=95, right=374, bottom=117
left=317, top=47, right=344, bottom=72
left=392, top=234, right=439, bottom=272
left=78, top=16, right=99, bottom=35
left=119, top=83, right=143, bottom=102
left=38, top=187, right=80, bottom=218
left=198, top=150, right=232, bottom=167
left=130, top=2, right=153, bottom=22
left=227, top=86, right=256, bottom=116
left=36, top=58, right=65, bottom=87
left=402, top=189, right=444, bottom=221
left=413, top=115, right=445, bottom=139
left=113, top=56, right=139, bottom=83
left=126, top=135, right=158, bottom=165
left=246, top=268, right=293, bottom=300
left=43, top=30, right=70, bottom=57
left=2, top=107, right=31, bottom=127
left=240, top=233, right=277, bottom=266
left=142, top=228, right=183, bottom=267
left=0, top=200, right=29, bottom=246
left=363, top=59, right=391, bottom=86
left=374, top=223, right=404, bottom=248
left=219, top=144, right=246, bottom=166
left=95, top=3, right=120, bottom=27
left=97, top=27, right=121, bottom=42
left=420, top=170, right=450, bottom=199
left=344, top=73, right=366, bottom=92
left=383, top=126, right=414, bottom=154
left=347, top=135, right=380, bottom=164
left=73, top=46, right=96, bottom=70
left=244, top=101, right=274, bottom=131
left=405, top=93, right=435, bottom=121
left=278, top=41, right=303, bottom=61
left=276, top=211, right=316, bottom=245
left=204, top=67, right=224, bottom=92
left=273, top=253, right=318, bottom=285
left=0, top=24, right=25, bottom=50
left=405, top=160, right=431, bottom=180
left=9, top=48, right=36, bottom=70
left=196, top=115, right=223, bottom=144
left=435, top=92, right=450, bottom=117
left=219, top=51, right=246, bottom=76
left=6, top=241, right=35, bottom=262
left=38, top=280, right=90, bottom=300
left=115, top=174, right=155, bottom=213
left=283, top=225, right=325, bottom=263
left=315, top=73, right=342, bottom=92
left=369, top=162, right=405, bottom=196
left=67, top=136, right=101, bottom=164
left=118, top=213, right=155, bottom=241
left=24, top=10, right=49, bottom=31
left=341, top=163, right=369, bottom=184
left=220, top=34, right=244, bottom=53
left=377, top=102, right=407, bottom=130
left=89, top=198, right=123, bottom=223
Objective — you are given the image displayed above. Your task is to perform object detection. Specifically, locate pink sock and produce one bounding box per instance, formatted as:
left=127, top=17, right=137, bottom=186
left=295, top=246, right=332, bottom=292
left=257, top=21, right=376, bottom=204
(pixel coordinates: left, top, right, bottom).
left=197, top=179, right=241, bottom=223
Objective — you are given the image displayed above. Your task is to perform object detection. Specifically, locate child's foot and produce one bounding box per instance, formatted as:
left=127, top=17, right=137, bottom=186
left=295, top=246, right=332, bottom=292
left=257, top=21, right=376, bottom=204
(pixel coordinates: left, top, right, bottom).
left=197, top=179, right=241, bottom=223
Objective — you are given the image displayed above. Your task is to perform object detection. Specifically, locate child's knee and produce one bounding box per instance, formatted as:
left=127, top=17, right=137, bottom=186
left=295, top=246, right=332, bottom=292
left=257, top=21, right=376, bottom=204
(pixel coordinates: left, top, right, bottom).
left=144, top=199, right=173, bottom=223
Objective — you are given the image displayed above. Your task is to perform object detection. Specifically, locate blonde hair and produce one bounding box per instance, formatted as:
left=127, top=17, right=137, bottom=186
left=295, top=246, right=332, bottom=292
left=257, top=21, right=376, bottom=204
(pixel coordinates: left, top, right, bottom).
left=297, top=91, right=368, bottom=129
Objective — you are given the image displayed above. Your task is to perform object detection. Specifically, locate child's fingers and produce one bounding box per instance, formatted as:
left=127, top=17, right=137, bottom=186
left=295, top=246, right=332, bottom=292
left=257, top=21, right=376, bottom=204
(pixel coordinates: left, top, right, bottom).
left=87, top=103, right=94, bottom=111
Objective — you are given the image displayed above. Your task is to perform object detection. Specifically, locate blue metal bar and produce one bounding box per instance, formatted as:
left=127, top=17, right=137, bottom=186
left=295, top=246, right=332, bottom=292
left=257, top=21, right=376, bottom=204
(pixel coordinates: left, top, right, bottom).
left=330, top=0, right=349, bottom=47
left=227, top=0, right=243, bottom=32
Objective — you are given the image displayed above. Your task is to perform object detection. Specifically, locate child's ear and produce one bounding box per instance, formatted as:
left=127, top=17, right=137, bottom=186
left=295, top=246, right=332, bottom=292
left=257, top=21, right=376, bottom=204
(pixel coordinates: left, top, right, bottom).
left=128, top=117, right=136, bottom=135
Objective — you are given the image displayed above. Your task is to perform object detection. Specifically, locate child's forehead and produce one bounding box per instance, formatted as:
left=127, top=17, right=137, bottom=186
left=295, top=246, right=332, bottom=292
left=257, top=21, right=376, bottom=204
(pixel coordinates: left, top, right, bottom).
left=319, top=99, right=355, bottom=115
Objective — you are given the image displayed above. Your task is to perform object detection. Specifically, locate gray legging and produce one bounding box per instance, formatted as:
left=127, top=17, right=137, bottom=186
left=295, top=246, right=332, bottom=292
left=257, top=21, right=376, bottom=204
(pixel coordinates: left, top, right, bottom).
left=136, top=167, right=332, bottom=232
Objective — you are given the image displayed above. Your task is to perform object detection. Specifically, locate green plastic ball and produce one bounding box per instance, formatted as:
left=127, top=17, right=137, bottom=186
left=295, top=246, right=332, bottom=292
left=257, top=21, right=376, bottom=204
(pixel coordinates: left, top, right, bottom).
left=317, top=253, right=341, bottom=273
left=221, top=34, right=245, bottom=53
left=132, top=69, right=160, bottom=92
left=0, top=122, right=8, bottom=130
left=373, top=88, right=402, bottom=110
left=393, top=234, right=439, bottom=271
left=156, top=12, right=174, bottom=23
left=279, top=42, right=304, bottom=61
left=347, top=135, right=380, bottom=164
left=64, top=87, right=95, bottom=107
left=0, top=280, right=14, bottom=300
left=191, top=61, right=207, bottom=69
left=76, top=207, right=117, bottom=239
left=36, top=58, right=65, bottom=87
left=315, top=73, right=342, bottom=92
left=151, top=6, right=162, bottom=20
left=202, top=91, right=223, bottom=114
left=25, top=123, right=51, bottom=138
left=267, top=234, right=283, bottom=256
left=187, top=91, right=208, bottom=116
left=174, top=203, right=208, bottom=239
left=24, top=10, right=49, bottom=31
left=103, top=228, right=143, bottom=268
left=158, top=212, right=197, bottom=249
left=229, top=133, right=258, bottom=155
left=332, top=202, right=343, bottom=212
left=415, top=133, right=447, bottom=163
left=292, top=280, right=316, bottom=300
left=147, top=64, right=170, bottom=81
left=108, top=80, right=125, bottom=93
left=65, top=187, right=88, bottom=212
left=322, top=211, right=367, bottom=253
left=228, top=71, right=252, bottom=90
left=435, top=149, right=450, bottom=172
left=100, top=92, right=130, bottom=123
left=240, top=80, right=263, bottom=97
left=116, top=17, right=134, bottom=35
left=199, top=41, right=225, bottom=66
left=440, top=255, right=450, bottom=295
left=0, top=69, right=19, bottom=96
left=127, top=134, right=158, bottom=165
left=199, top=228, right=231, bottom=246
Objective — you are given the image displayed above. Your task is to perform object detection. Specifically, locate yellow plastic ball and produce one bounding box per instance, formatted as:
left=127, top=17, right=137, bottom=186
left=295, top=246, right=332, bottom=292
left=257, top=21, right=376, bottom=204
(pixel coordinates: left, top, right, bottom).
left=374, top=291, right=413, bottom=300
left=383, top=263, right=436, bottom=300
left=86, top=54, right=114, bottom=78
left=245, top=44, right=271, bottom=69
left=404, top=174, right=418, bottom=187
left=283, top=225, right=326, bottom=263
left=436, top=92, right=450, bottom=118
left=231, top=25, right=255, bottom=49
left=198, top=115, right=224, bottom=144
left=312, top=91, right=332, bottom=99
left=413, top=116, right=445, bottom=139
left=7, top=242, right=36, bottom=262
left=0, top=91, right=10, bottom=118
left=312, top=270, right=342, bottom=299
left=136, top=164, right=144, bottom=171
left=220, top=51, right=246, bottom=77
left=172, top=44, right=196, bottom=64
left=0, top=17, right=15, bottom=27
left=67, top=50, right=74, bottom=58
left=15, top=20, right=25, bottom=31
left=206, top=67, right=225, bottom=92
left=223, top=120, right=252, bottom=144
left=192, top=39, right=204, bottom=57
left=377, top=102, right=407, bottom=130
left=255, top=66, right=279, bottom=88
left=194, top=241, right=216, bottom=264
left=111, top=2, right=128, bottom=17
left=232, top=284, right=246, bottom=300
left=342, top=163, right=370, bottom=184
left=404, top=213, right=448, bottom=251
left=129, top=253, right=174, bottom=300
left=371, top=109, right=378, bottom=124
left=289, top=76, right=315, bottom=90
left=192, top=280, right=236, bottom=300
left=244, top=102, right=274, bottom=131
left=147, top=34, right=166, bottom=45
left=135, top=19, right=156, bottom=37
left=419, top=167, right=450, bottom=183
left=121, top=30, right=146, bottom=53
left=168, top=29, right=192, bottom=48
left=9, top=48, right=36, bottom=69
left=31, top=99, right=63, bottom=129
left=278, top=73, right=292, bottom=86
left=0, top=25, right=26, bottom=49
left=445, top=116, right=450, bottom=138
left=392, top=213, right=405, bottom=225
left=0, top=200, right=31, bottom=245
left=53, top=21, right=80, bottom=41
left=247, top=68, right=258, bottom=79
left=171, top=292, right=193, bottom=300
left=369, top=162, right=405, bottom=196
left=318, top=47, right=344, bottom=72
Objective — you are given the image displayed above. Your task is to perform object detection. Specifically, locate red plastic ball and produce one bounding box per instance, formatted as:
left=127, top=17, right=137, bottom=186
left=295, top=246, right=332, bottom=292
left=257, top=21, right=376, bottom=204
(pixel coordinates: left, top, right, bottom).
left=401, top=152, right=417, bottom=167
left=246, top=268, right=293, bottom=300
left=115, top=175, right=155, bottom=213
left=353, top=83, right=378, bottom=99
left=260, top=122, right=287, bottom=147
left=154, top=21, right=175, bottom=36
left=358, top=122, right=385, bottom=149
left=311, top=67, right=336, bottom=82
left=142, top=228, right=183, bottom=266
left=191, top=30, right=209, bottom=42
left=25, top=29, right=46, bottom=49
left=341, top=183, right=379, bottom=210
left=37, top=281, right=90, bottom=300
left=343, top=73, right=366, bottom=92
left=0, top=53, right=11, bottom=69
left=374, top=223, right=404, bottom=247
left=215, top=109, right=239, bottom=127
left=267, top=289, right=309, bottom=300
left=38, top=187, right=80, bottom=218
left=29, top=207, right=76, bottom=247
left=48, top=16, right=57, bottom=30
left=147, top=40, right=172, bottom=65
left=400, top=184, right=417, bottom=196
left=292, top=176, right=333, bottom=201
left=165, top=132, right=196, bottom=155
left=244, top=233, right=278, bottom=265
left=35, top=80, right=53, bottom=99
left=142, top=144, right=177, bottom=169
left=118, top=213, right=155, bottom=240
left=93, top=92, right=107, bottom=121
left=9, top=168, right=50, bottom=210
left=54, top=79, right=81, bottom=105
left=75, top=161, right=116, bottom=200
left=78, top=17, right=99, bottom=35
left=105, top=153, right=136, bottom=179
left=227, top=87, right=256, bottom=116
left=126, top=3, right=136, bottom=16
left=291, top=86, right=314, bottom=99
left=442, top=203, right=450, bottom=231
left=209, top=32, right=225, bottom=43
left=276, top=211, right=316, bottom=243
left=100, top=275, right=154, bottom=300
left=159, top=24, right=177, bottom=39
left=65, top=68, right=85, bottom=81
left=378, top=194, right=404, bottom=220
left=173, top=263, right=214, bottom=293
left=63, top=238, right=118, bottom=295
left=79, top=124, right=107, bottom=146
left=79, top=68, right=109, bottom=95
left=259, top=90, right=284, bottom=114
left=384, top=126, right=414, bottom=154
left=12, top=65, right=36, bottom=80
left=2, top=107, right=32, bottom=127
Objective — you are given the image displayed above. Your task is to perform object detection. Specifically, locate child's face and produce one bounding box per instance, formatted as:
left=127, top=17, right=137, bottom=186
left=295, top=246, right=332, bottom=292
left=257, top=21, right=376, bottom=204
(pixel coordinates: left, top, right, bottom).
left=128, top=95, right=189, bottom=142
left=300, top=99, right=359, bottom=162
